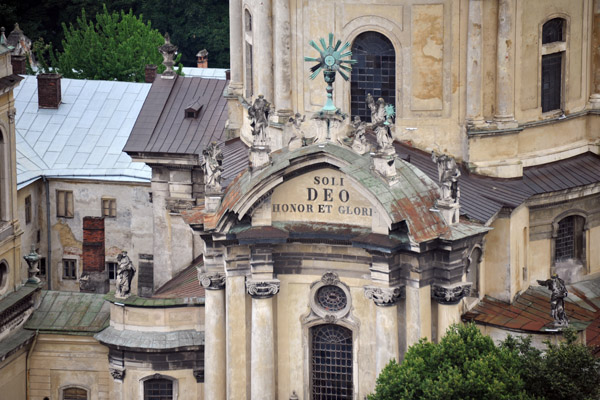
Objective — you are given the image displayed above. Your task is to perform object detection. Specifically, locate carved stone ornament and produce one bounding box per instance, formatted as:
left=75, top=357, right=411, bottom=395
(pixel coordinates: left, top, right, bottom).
left=246, top=278, right=280, bottom=299
left=538, top=273, right=569, bottom=327
left=431, top=282, right=472, bottom=305
left=321, top=271, right=340, bottom=286
left=199, top=273, right=226, bottom=290
left=193, top=368, right=204, bottom=383
left=109, top=367, right=125, bottom=381
left=202, top=142, right=224, bottom=193
left=323, top=314, right=337, bottom=323
left=364, top=285, right=405, bottom=307
left=115, top=251, right=136, bottom=299
left=158, top=33, right=178, bottom=78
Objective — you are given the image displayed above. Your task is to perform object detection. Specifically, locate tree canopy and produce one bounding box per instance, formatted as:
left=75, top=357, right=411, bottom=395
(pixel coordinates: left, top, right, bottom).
left=51, top=6, right=166, bottom=82
left=0, top=0, right=229, bottom=68
left=368, top=323, right=600, bottom=400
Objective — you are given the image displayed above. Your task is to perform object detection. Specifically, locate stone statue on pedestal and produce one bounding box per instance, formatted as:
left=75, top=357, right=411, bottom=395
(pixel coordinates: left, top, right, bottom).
left=202, top=142, right=224, bottom=193
left=367, top=93, right=395, bottom=154
left=538, top=273, right=569, bottom=327
left=248, top=94, right=271, bottom=145
left=432, top=151, right=461, bottom=203
left=115, top=251, right=136, bottom=298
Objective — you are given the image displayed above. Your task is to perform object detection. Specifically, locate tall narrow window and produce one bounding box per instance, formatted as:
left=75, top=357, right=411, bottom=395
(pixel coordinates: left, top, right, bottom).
left=466, top=247, right=482, bottom=297
left=102, top=198, right=116, bottom=218
left=144, top=378, right=173, bottom=400
left=350, top=32, right=396, bottom=121
left=25, top=195, right=32, bottom=224
left=555, top=215, right=585, bottom=263
left=106, top=261, right=117, bottom=280
left=244, top=9, right=253, bottom=99
left=56, top=190, right=74, bottom=218
left=0, top=130, right=6, bottom=222
left=541, top=18, right=566, bottom=113
left=311, top=324, right=353, bottom=399
left=63, top=259, right=77, bottom=279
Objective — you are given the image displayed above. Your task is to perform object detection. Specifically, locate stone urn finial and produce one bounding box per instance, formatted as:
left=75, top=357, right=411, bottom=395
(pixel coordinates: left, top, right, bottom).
left=23, top=244, right=40, bottom=283
left=158, top=32, right=178, bottom=79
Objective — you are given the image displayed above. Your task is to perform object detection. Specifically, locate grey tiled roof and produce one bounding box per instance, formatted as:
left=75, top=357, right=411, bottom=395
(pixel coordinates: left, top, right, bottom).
left=14, top=75, right=152, bottom=189
left=95, top=326, right=204, bottom=350
left=181, top=67, right=227, bottom=79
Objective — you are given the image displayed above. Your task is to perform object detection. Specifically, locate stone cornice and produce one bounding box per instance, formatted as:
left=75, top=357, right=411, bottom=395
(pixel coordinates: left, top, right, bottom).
left=431, top=282, right=471, bottom=305
left=246, top=278, right=280, bottom=299
left=199, top=273, right=226, bottom=290
left=364, top=285, right=405, bottom=307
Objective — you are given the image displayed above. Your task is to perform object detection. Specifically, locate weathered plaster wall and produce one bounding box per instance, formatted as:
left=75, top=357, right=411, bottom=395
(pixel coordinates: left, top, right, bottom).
left=28, top=334, right=110, bottom=400
left=109, top=303, right=204, bottom=332
left=483, top=212, right=511, bottom=302
left=18, top=179, right=153, bottom=293
left=0, top=350, right=27, bottom=400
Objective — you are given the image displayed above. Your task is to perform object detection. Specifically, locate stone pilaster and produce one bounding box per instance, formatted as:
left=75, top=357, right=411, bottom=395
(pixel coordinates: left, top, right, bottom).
left=590, top=0, right=600, bottom=108
left=202, top=273, right=226, bottom=400
left=364, top=285, right=404, bottom=374
left=273, top=0, right=292, bottom=119
left=229, top=0, right=243, bottom=93
left=254, top=0, right=274, bottom=101
left=494, top=0, right=518, bottom=128
left=151, top=167, right=173, bottom=289
left=226, top=274, right=249, bottom=399
left=431, top=282, right=471, bottom=342
left=247, top=278, right=280, bottom=400
left=466, top=0, right=485, bottom=127
left=405, top=285, right=431, bottom=347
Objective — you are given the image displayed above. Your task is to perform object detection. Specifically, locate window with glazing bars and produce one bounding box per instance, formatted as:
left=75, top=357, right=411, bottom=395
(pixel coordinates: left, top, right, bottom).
left=144, top=378, right=173, bottom=400
left=311, top=324, right=353, bottom=399
left=350, top=32, right=396, bottom=122
left=102, top=198, right=116, bottom=217
left=63, top=259, right=76, bottom=279
left=63, top=387, right=88, bottom=400
left=555, top=215, right=585, bottom=262
left=56, top=190, right=74, bottom=218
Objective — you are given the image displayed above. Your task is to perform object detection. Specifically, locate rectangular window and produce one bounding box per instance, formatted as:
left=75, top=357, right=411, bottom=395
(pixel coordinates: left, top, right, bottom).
left=106, top=261, right=117, bottom=280
left=541, top=52, right=562, bottom=113
left=56, top=190, right=74, bottom=218
left=39, top=257, right=46, bottom=277
left=102, top=198, right=117, bottom=218
left=245, top=42, right=253, bottom=98
left=63, top=259, right=77, bottom=279
left=25, top=195, right=32, bottom=224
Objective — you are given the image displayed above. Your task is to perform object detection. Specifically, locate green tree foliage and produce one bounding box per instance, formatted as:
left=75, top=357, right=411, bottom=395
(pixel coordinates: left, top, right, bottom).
left=369, top=323, right=600, bottom=400
left=0, top=0, right=230, bottom=68
left=368, top=323, right=533, bottom=400
left=55, top=6, right=165, bottom=82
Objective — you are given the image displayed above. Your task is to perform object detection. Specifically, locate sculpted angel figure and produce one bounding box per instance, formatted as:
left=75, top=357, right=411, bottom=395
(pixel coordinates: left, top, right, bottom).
left=116, top=251, right=136, bottom=298
left=202, top=142, right=224, bottom=192
left=248, top=94, right=271, bottom=144
left=431, top=152, right=461, bottom=202
left=538, top=273, right=569, bottom=326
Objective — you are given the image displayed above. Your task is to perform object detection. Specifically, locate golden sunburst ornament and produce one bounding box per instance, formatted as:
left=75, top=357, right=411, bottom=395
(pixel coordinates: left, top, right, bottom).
left=304, top=33, right=356, bottom=112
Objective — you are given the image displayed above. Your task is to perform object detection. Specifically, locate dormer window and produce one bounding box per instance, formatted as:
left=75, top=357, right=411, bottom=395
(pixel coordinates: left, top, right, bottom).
left=185, top=100, right=204, bottom=119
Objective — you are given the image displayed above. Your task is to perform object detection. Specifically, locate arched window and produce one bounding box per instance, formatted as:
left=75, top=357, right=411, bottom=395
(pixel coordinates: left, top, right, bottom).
left=311, top=324, right=353, bottom=399
left=143, top=375, right=176, bottom=400
left=0, top=260, right=9, bottom=295
left=541, top=18, right=566, bottom=113
left=245, top=9, right=252, bottom=32
left=555, top=215, right=585, bottom=264
left=350, top=32, right=395, bottom=121
left=62, top=387, right=88, bottom=400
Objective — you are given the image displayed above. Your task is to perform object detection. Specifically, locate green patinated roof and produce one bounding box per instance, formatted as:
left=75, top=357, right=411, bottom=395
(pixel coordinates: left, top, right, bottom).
left=95, top=326, right=204, bottom=350
left=0, top=281, right=40, bottom=314
left=24, top=290, right=110, bottom=335
left=212, top=142, right=447, bottom=243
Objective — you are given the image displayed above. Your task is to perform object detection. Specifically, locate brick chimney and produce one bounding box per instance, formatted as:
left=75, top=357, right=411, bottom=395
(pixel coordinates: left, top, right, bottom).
left=145, top=64, right=157, bottom=83
left=80, top=217, right=108, bottom=294
left=11, top=55, right=26, bottom=74
left=196, top=49, right=208, bottom=68
left=37, top=73, right=62, bottom=109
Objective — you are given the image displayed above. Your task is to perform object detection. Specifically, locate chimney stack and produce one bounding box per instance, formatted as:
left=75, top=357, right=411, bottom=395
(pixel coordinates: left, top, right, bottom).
left=80, top=217, right=108, bottom=294
left=196, top=49, right=208, bottom=68
left=145, top=64, right=157, bottom=83
left=37, top=73, right=62, bottom=109
left=11, top=56, right=26, bottom=74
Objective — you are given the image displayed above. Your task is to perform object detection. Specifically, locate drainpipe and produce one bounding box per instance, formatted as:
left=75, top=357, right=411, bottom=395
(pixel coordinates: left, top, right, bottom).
left=43, top=177, right=51, bottom=290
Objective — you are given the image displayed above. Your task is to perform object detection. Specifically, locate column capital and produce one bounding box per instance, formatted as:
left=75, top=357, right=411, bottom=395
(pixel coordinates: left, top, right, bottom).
left=364, top=285, right=405, bottom=307
left=431, top=282, right=471, bottom=305
left=199, top=272, right=226, bottom=290
left=246, top=278, right=280, bottom=299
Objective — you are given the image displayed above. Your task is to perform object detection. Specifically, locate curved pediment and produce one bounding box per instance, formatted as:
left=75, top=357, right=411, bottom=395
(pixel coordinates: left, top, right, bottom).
left=205, top=142, right=447, bottom=245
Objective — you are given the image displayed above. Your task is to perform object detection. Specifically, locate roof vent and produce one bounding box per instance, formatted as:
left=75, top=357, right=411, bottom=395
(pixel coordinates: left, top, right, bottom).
left=185, top=100, right=204, bottom=119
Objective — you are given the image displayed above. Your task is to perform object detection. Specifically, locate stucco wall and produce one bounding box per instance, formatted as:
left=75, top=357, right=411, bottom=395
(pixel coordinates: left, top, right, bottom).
left=0, top=350, right=27, bottom=400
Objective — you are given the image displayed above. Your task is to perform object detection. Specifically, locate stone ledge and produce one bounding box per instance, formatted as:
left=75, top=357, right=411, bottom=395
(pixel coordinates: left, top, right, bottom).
left=104, top=292, right=204, bottom=308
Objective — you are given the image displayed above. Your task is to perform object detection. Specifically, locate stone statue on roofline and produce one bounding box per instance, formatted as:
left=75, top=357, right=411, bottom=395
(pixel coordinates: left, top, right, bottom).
left=115, top=251, right=136, bottom=299
left=431, top=151, right=461, bottom=203
left=339, top=116, right=369, bottom=155
left=538, top=273, right=569, bottom=327
left=248, top=94, right=271, bottom=145
left=202, top=142, right=224, bottom=193
left=367, top=93, right=395, bottom=155
left=158, top=33, right=178, bottom=79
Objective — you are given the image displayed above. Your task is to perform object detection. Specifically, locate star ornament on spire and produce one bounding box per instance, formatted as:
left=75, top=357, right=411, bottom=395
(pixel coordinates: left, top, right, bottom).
left=304, top=33, right=356, bottom=112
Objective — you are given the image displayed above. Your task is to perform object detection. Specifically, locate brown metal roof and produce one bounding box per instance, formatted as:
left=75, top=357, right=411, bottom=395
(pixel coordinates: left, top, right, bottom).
left=124, top=75, right=228, bottom=156
left=396, top=142, right=600, bottom=223
left=153, top=257, right=205, bottom=299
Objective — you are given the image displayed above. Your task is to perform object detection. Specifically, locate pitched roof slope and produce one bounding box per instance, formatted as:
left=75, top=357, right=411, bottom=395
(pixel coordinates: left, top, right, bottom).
left=124, top=75, right=228, bottom=156
left=13, top=75, right=152, bottom=188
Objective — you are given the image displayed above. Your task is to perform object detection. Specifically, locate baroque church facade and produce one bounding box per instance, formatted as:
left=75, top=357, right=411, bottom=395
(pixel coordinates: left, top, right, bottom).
left=0, top=0, right=599, bottom=399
